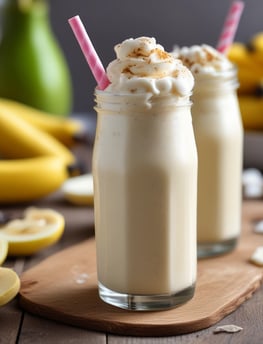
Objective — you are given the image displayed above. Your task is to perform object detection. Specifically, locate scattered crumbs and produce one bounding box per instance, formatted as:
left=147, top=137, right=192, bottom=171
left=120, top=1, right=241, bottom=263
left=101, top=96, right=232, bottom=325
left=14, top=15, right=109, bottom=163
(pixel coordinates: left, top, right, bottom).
left=127, top=47, right=150, bottom=58
left=154, top=48, right=171, bottom=60
left=172, top=70, right=179, bottom=78
left=254, top=220, right=263, bottom=234
left=122, top=66, right=135, bottom=75
left=242, top=168, right=263, bottom=199
left=250, top=246, right=263, bottom=266
left=71, top=265, right=90, bottom=284
left=213, top=324, right=243, bottom=334
left=75, top=273, right=89, bottom=284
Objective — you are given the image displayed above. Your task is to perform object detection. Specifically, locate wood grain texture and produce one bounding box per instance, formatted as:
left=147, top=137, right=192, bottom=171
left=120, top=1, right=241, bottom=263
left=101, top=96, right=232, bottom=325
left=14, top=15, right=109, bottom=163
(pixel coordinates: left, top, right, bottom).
left=19, top=201, right=263, bottom=337
left=18, top=314, right=106, bottom=344
left=0, top=300, right=23, bottom=344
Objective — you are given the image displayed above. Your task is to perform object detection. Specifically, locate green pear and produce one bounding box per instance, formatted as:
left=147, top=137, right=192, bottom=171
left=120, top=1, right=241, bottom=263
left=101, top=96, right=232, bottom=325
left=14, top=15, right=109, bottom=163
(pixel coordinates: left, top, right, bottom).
left=0, top=0, right=72, bottom=116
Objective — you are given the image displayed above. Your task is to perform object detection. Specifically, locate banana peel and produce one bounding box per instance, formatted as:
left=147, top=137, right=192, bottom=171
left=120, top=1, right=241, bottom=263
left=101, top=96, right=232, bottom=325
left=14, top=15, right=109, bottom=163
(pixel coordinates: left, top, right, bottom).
left=0, top=156, right=69, bottom=204
left=238, top=96, right=263, bottom=130
left=228, top=32, right=263, bottom=131
left=0, top=98, right=85, bottom=147
left=0, top=109, right=75, bottom=164
left=249, top=32, right=263, bottom=54
left=0, top=100, right=84, bottom=203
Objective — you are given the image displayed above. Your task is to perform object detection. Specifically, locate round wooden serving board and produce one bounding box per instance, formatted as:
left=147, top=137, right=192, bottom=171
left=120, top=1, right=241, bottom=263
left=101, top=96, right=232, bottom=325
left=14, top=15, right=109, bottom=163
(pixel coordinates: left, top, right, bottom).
left=19, top=201, right=263, bottom=336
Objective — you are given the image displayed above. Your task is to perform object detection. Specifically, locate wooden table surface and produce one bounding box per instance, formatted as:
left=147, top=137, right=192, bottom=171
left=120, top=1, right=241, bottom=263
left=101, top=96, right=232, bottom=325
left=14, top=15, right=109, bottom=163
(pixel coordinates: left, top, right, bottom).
left=1, top=140, right=263, bottom=344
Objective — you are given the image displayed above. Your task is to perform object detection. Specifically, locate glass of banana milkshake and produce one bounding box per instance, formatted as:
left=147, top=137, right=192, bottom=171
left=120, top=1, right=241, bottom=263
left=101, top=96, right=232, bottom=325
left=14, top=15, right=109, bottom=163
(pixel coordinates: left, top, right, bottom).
left=174, top=44, right=244, bottom=258
left=92, top=37, right=198, bottom=310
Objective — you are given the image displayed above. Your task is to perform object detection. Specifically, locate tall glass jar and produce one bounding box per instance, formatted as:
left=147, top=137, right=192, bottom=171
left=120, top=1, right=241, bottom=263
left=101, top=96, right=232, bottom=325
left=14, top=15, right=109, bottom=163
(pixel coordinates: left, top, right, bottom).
left=191, top=68, right=244, bottom=258
left=92, top=90, right=198, bottom=311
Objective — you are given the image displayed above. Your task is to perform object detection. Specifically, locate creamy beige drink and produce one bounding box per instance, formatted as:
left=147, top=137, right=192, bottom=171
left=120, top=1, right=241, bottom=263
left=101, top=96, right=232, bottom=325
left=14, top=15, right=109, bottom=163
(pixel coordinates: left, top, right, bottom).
left=174, top=45, right=243, bottom=257
left=93, top=37, right=197, bottom=310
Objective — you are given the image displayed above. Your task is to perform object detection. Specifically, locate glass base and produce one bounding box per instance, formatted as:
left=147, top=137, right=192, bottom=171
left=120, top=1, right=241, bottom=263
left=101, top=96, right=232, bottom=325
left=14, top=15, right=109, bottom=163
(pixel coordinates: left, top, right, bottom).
left=98, top=282, right=195, bottom=311
left=197, top=237, right=238, bottom=259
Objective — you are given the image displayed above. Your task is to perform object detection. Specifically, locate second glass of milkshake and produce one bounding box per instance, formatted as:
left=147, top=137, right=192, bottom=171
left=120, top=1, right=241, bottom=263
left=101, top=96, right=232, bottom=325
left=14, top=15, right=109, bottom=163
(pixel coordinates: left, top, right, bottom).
left=92, top=37, right=198, bottom=310
left=174, top=44, right=244, bottom=258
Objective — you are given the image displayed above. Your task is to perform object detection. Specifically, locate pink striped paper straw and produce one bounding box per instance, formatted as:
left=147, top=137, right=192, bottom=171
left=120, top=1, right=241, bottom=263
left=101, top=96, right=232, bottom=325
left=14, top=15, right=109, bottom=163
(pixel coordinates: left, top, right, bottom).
left=68, top=15, right=110, bottom=90
left=216, top=1, right=245, bottom=54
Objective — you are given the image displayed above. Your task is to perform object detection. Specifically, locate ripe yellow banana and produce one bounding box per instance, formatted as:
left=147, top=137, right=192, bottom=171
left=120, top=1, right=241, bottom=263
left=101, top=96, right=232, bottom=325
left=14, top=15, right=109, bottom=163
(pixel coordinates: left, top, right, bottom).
left=250, top=32, right=263, bottom=53
left=0, top=109, right=75, bottom=164
left=0, top=156, right=68, bottom=204
left=224, top=35, right=263, bottom=131
left=0, top=98, right=84, bottom=147
left=238, top=96, right=263, bottom=130
left=227, top=42, right=248, bottom=64
left=228, top=32, right=263, bottom=96
left=237, top=70, right=263, bottom=95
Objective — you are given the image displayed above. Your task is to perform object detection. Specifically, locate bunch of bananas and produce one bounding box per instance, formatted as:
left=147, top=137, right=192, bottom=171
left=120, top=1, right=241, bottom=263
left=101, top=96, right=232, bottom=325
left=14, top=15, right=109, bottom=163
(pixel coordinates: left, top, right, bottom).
left=0, top=99, right=85, bottom=204
left=228, top=32, right=263, bottom=130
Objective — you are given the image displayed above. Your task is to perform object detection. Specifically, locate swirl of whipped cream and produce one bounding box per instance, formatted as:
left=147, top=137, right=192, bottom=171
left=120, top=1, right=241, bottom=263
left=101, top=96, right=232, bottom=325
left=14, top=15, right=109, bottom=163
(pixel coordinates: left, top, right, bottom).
left=105, top=37, right=194, bottom=97
left=173, top=44, right=233, bottom=74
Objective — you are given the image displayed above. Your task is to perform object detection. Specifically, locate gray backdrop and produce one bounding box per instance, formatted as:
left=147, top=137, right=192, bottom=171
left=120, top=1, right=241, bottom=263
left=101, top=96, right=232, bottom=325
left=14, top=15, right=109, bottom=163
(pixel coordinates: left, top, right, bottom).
left=33, top=1, right=263, bottom=113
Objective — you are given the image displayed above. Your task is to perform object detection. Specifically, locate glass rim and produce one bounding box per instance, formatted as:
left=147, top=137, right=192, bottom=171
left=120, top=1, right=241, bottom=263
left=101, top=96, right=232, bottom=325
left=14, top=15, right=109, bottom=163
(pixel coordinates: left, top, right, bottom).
left=94, top=89, right=193, bottom=110
left=193, top=65, right=238, bottom=81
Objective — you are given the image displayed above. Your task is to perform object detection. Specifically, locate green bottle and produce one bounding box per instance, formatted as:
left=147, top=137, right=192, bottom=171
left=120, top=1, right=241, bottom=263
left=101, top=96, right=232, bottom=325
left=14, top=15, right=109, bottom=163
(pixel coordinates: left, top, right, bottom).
left=0, top=0, right=72, bottom=116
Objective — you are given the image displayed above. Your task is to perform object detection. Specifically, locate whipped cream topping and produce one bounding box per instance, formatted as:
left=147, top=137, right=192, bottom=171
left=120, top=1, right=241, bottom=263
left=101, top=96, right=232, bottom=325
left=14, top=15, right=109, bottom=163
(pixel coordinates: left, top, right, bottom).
left=173, top=44, right=233, bottom=74
left=105, top=37, right=194, bottom=98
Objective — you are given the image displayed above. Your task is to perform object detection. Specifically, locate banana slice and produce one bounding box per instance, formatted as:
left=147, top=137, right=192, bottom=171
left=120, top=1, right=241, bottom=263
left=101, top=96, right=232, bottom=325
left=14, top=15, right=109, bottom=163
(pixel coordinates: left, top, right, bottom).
left=0, top=267, right=20, bottom=306
left=62, top=173, right=93, bottom=206
left=0, top=238, right=8, bottom=265
left=0, top=207, right=65, bottom=256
